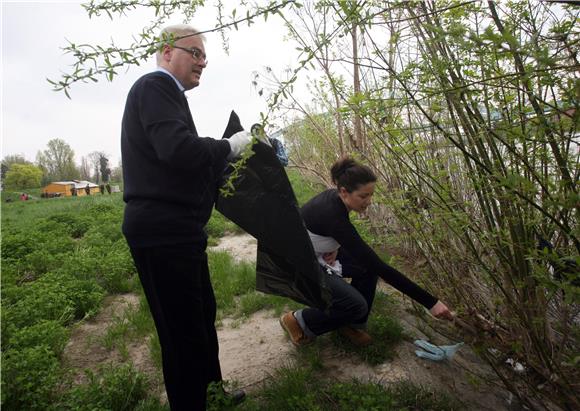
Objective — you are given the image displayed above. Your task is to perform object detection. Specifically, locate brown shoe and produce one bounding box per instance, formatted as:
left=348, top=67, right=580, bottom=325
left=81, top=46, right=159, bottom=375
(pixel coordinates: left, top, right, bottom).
left=279, top=312, right=313, bottom=346
left=338, top=326, right=372, bottom=347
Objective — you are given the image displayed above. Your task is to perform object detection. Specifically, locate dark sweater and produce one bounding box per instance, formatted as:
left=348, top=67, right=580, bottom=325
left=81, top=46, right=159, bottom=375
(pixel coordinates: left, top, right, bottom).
left=121, top=71, right=231, bottom=248
left=301, top=189, right=437, bottom=309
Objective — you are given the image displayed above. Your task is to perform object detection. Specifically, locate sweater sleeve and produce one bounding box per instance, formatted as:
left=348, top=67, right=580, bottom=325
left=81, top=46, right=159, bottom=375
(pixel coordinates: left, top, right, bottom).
left=138, top=77, right=230, bottom=171
left=331, top=218, right=438, bottom=309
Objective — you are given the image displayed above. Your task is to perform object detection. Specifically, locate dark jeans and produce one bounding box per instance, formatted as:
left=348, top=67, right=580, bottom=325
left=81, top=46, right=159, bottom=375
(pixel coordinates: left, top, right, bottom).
left=299, top=249, right=378, bottom=336
left=129, top=244, right=221, bottom=411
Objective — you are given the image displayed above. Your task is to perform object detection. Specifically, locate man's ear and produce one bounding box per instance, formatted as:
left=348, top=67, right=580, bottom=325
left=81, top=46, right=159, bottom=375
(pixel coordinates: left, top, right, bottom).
left=161, top=44, right=172, bottom=62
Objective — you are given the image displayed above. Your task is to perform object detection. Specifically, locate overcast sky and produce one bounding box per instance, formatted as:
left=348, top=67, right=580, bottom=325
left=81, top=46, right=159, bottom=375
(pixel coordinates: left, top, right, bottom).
left=1, top=1, right=297, bottom=166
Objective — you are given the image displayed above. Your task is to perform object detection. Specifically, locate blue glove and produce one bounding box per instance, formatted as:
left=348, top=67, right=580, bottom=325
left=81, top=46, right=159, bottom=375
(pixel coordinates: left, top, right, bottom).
left=414, top=339, right=464, bottom=361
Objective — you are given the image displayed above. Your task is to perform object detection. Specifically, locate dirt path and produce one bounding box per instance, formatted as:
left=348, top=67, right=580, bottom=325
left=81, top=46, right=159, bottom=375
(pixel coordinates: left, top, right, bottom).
left=63, top=293, right=161, bottom=386
left=63, top=233, right=514, bottom=410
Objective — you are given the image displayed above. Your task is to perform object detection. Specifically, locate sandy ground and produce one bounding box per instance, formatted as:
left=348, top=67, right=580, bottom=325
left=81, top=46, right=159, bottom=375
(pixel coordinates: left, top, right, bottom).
left=63, top=233, right=516, bottom=410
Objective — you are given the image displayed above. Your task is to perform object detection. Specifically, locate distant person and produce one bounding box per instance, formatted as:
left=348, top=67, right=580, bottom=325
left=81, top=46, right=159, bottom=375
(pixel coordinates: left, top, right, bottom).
left=71, top=186, right=77, bottom=196
left=105, top=183, right=111, bottom=194
left=85, top=184, right=90, bottom=195
left=121, top=24, right=253, bottom=410
left=280, top=157, right=454, bottom=347
left=99, top=184, right=105, bottom=195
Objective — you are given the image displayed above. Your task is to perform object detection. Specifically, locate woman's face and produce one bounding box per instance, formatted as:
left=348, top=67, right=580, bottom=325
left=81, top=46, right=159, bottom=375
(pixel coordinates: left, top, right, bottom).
left=338, top=182, right=375, bottom=213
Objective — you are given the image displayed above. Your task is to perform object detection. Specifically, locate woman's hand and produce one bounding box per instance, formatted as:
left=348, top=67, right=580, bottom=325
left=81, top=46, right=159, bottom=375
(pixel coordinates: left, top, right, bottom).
left=430, top=301, right=455, bottom=321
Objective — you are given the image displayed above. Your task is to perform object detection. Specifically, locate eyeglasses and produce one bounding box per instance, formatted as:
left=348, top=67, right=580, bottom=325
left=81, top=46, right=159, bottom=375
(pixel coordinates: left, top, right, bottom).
left=173, top=46, right=208, bottom=65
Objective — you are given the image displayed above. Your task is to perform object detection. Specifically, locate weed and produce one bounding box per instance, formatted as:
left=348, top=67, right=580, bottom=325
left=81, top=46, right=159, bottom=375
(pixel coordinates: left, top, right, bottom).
left=330, top=293, right=404, bottom=365
left=62, top=363, right=149, bottom=410
left=206, top=381, right=245, bottom=411
left=3, top=271, right=104, bottom=333
left=132, top=397, right=170, bottom=411
left=239, top=366, right=462, bottom=411
left=237, top=291, right=291, bottom=318
left=7, top=320, right=69, bottom=357
left=206, top=211, right=244, bottom=241
left=241, top=366, right=320, bottom=411
left=209, top=251, right=255, bottom=318
left=149, top=333, right=163, bottom=369
left=126, top=292, right=156, bottom=337
left=387, top=380, right=463, bottom=410
left=286, top=169, right=324, bottom=206
left=102, top=314, right=131, bottom=352
left=1, top=345, right=62, bottom=411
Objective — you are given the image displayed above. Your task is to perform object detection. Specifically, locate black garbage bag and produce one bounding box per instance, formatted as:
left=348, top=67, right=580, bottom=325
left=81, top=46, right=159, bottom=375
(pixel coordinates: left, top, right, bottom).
left=216, top=111, right=331, bottom=311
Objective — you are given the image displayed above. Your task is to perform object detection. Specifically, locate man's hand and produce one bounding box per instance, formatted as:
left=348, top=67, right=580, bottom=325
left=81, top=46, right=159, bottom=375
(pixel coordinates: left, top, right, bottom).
left=227, top=130, right=253, bottom=160
left=429, top=300, right=455, bottom=321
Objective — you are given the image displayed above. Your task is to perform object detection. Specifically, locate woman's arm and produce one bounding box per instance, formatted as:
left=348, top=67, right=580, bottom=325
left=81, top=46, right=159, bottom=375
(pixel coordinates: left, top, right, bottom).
left=331, top=220, right=439, bottom=309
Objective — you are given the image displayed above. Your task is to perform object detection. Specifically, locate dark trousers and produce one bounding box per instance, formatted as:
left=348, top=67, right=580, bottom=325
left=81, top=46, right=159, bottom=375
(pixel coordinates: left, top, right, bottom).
left=129, top=244, right=221, bottom=411
left=301, top=249, right=378, bottom=336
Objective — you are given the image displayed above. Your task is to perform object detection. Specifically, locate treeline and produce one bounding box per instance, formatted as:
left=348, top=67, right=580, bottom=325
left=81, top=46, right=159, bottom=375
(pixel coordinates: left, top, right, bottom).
left=1, top=138, right=122, bottom=190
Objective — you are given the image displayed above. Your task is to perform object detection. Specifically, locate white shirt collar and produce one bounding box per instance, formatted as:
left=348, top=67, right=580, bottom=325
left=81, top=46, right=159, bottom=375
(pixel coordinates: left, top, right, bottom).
left=156, top=67, right=185, bottom=93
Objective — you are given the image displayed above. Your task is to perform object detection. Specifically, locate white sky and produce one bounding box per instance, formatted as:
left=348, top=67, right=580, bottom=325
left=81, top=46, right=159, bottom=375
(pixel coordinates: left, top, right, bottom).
left=1, top=0, right=298, bottom=166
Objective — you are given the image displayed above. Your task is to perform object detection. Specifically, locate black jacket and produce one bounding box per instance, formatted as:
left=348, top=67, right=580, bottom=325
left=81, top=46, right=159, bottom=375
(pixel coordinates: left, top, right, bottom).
left=121, top=71, right=230, bottom=248
left=301, top=189, right=438, bottom=309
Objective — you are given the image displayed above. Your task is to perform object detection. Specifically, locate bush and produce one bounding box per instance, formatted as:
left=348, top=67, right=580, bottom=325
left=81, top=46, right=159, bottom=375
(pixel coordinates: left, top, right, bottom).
left=22, top=249, right=63, bottom=277
left=1, top=346, right=61, bottom=411
left=205, top=212, right=243, bottom=241
left=56, top=246, right=136, bottom=294
left=3, top=271, right=104, bottom=332
left=47, top=212, right=91, bottom=239
left=1, top=231, right=37, bottom=260
left=99, top=246, right=137, bottom=293
left=7, top=320, right=69, bottom=357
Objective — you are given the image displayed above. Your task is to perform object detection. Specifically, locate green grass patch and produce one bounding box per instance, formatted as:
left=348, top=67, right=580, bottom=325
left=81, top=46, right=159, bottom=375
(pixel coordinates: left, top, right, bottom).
left=208, top=251, right=256, bottom=319
left=286, top=168, right=325, bottom=206
left=206, top=211, right=245, bottom=245
left=325, top=293, right=404, bottom=365
left=1, top=345, right=62, bottom=411
left=238, top=365, right=462, bottom=411
left=7, top=320, right=69, bottom=357
left=237, top=291, right=302, bottom=319
left=61, top=363, right=159, bottom=411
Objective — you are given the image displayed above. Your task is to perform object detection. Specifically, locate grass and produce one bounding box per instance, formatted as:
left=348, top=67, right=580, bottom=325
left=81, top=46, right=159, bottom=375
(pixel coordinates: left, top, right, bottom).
left=0, top=171, right=463, bottom=410
left=330, top=293, right=405, bottom=365
left=60, top=363, right=159, bottom=411
left=286, top=168, right=325, bottom=206
left=236, top=365, right=463, bottom=411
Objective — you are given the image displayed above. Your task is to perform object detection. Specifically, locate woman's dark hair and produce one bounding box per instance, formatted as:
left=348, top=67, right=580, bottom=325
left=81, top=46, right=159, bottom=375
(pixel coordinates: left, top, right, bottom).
left=330, top=157, right=377, bottom=192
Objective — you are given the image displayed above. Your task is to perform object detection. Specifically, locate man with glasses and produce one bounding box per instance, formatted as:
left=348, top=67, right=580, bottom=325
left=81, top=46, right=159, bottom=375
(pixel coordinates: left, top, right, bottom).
left=121, top=24, right=251, bottom=410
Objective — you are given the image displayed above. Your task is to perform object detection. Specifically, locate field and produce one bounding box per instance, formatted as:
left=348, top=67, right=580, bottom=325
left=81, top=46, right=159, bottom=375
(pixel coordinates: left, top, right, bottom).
left=1, top=172, right=506, bottom=410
